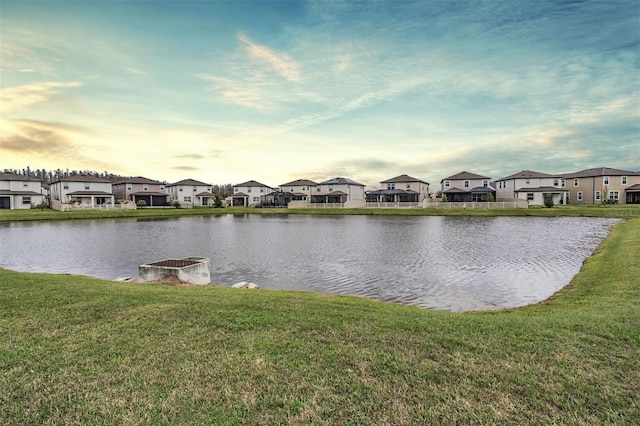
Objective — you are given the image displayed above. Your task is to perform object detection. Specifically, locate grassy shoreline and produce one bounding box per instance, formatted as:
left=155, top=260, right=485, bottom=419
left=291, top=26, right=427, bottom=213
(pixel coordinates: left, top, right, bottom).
left=1, top=218, right=638, bottom=423
left=1, top=204, right=639, bottom=222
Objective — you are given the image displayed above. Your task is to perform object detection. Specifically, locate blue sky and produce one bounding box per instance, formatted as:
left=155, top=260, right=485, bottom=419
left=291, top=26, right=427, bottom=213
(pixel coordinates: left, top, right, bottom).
left=1, top=0, right=638, bottom=188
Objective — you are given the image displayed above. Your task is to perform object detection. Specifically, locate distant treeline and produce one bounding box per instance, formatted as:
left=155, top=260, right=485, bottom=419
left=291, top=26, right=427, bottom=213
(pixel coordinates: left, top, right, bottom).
left=2, top=167, right=235, bottom=196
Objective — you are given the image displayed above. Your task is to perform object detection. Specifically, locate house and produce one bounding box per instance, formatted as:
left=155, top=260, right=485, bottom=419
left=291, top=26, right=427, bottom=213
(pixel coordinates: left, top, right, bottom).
left=366, top=174, right=430, bottom=204
left=227, top=180, right=275, bottom=207
left=166, top=178, right=214, bottom=207
left=0, top=172, right=44, bottom=209
left=279, top=179, right=317, bottom=201
left=112, top=176, right=169, bottom=207
left=559, top=167, right=640, bottom=204
left=312, top=177, right=365, bottom=204
left=495, top=170, right=568, bottom=206
left=49, top=175, right=114, bottom=209
left=440, top=171, right=495, bottom=202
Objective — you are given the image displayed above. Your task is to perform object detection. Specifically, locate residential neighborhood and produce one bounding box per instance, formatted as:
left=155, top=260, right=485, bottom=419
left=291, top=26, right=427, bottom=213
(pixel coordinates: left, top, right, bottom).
left=1, top=166, right=639, bottom=210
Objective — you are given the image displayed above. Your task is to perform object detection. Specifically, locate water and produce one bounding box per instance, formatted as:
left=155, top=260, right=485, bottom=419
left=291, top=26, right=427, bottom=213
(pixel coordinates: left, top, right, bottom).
left=0, top=215, right=618, bottom=311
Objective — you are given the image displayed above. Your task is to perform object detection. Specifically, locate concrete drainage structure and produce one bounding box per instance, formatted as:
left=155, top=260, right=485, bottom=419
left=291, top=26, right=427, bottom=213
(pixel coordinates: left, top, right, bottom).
left=138, top=257, right=211, bottom=285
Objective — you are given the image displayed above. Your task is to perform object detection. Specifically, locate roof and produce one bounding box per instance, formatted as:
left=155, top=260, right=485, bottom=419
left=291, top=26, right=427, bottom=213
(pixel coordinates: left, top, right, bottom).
left=0, top=172, right=42, bottom=182
left=52, top=175, right=112, bottom=184
left=626, top=184, right=640, bottom=192
left=324, top=190, right=348, bottom=196
left=380, top=174, right=429, bottom=185
left=235, top=180, right=273, bottom=188
left=441, top=171, right=491, bottom=181
left=67, top=190, right=113, bottom=196
left=113, top=176, right=165, bottom=185
left=195, top=191, right=215, bottom=197
left=0, top=190, right=42, bottom=196
left=319, top=177, right=365, bottom=186
left=469, top=186, right=496, bottom=193
left=442, top=187, right=468, bottom=194
left=497, top=170, right=557, bottom=181
left=167, top=178, right=209, bottom=187
left=229, top=192, right=249, bottom=197
left=515, top=186, right=569, bottom=193
left=280, top=179, right=317, bottom=186
left=129, top=191, right=168, bottom=196
left=560, top=167, right=640, bottom=178
left=367, top=189, right=419, bottom=195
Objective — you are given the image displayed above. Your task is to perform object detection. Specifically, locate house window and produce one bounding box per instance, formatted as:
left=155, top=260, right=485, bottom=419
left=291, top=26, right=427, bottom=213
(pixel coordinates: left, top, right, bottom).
left=464, top=180, right=470, bottom=188
left=387, top=183, right=395, bottom=190
left=561, top=179, right=566, bottom=188
left=143, top=184, right=149, bottom=191
left=573, top=178, right=579, bottom=187
left=184, top=196, right=191, bottom=202
left=193, top=187, right=197, bottom=192
left=260, top=188, right=264, bottom=193
left=595, top=191, right=601, bottom=201
left=328, top=186, right=333, bottom=191
left=444, top=180, right=450, bottom=188
left=577, top=192, right=583, bottom=201
left=527, top=193, right=534, bottom=201
left=622, top=176, right=628, bottom=185
left=179, top=187, right=183, bottom=192
left=23, top=181, right=28, bottom=187
left=248, top=188, right=252, bottom=193
left=84, top=184, right=90, bottom=190
left=603, top=176, right=609, bottom=185
left=317, top=185, right=321, bottom=192
left=553, top=179, right=559, bottom=186
left=406, top=183, right=411, bottom=189
left=127, top=184, right=132, bottom=190
left=609, top=191, right=619, bottom=201
left=234, top=188, right=238, bottom=193
left=63, top=183, right=69, bottom=189
left=22, top=196, right=31, bottom=204
left=290, top=187, right=294, bottom=192
left=526, top=179, right=530, bottom=184
left=160, top=186, right=165, bottom=191
left=483, top=180, right=488, bottom=187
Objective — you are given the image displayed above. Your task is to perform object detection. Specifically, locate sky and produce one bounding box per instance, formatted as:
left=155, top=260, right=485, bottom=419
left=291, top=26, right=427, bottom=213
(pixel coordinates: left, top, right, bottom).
left=1, top=0, right=639, bottom=189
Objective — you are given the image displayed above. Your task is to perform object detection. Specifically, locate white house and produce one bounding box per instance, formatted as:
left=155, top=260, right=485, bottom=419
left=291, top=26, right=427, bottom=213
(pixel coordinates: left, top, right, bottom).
left=49, top=175, right=115, bottom=209
left=440, top=171, right=495, bottom=202
left=227, top=180, right=275, bottom=207
left=311, top=177, right=365, bottom=205
left=495, top=170, right=568, bottom=206
left=366, top=174, right=430, bottom=204
left=0, top=172, right=44, bottom=210
left=166, top=178, right=214, bottom=207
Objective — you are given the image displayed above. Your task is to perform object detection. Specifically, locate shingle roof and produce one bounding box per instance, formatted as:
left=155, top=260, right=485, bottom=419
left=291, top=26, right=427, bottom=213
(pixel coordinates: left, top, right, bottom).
left=441, top=171, right=490, bottom=181
left=515, top=186, right=569, bottom=193
left=0, top=190, right=42, bottom=196
left=167, top=178, right=209, bottom=187
left=0, top=173, right=42, bottom=182
left=235, top=180, right=272, bottom=188
left=560, top=167, right=639, bottom=178
left=280, top=179, right=317, bottom=186
left=129, top=191, right=168, bottom=196
left=380, top=174, right=429, bottom=184
left=497, top=170, right=556, bottom=181
left=67, top=190, right=113, bottom=196
left=113, top=176, right=165, bottom=185
left=52, top=175, right=112, bottom=184
left=319, top=177, right=364, bottom=186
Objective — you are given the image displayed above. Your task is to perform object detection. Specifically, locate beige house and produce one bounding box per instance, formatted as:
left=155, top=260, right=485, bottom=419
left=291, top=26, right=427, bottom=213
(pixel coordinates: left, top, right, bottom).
left=112, top=176, right=169, bottom=207
left=0, top=172, right=44, bottom=209
left=440, top=171, right=494, bottom=202
left=227, top=180, right=275, bottom=207
left=279, top=179, right=317, bottom=201
left=50, top=175, right=115, bottom=209
left=366, top=174, right=430, bottom=204
left=560, top=167, right=640, bottom=204
left=495, top=170, right=568, bottom=206
left=312, top=177, right=365, bottom=204
left=166, top=178, right=214, bottom=207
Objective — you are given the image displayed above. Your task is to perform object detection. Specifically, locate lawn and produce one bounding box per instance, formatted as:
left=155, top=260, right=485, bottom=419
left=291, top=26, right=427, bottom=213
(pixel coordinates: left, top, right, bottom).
left=0, top=218, right=638, bottom=424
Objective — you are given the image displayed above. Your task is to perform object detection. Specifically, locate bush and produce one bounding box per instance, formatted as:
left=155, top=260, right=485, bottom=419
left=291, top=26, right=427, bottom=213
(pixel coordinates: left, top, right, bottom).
left=136, top=200, right=147, bottom=208
left=543, top=193, right=554, bottom=208
left=172, top=201, right=181, bottom=209
left=441, top=194, right=448, bottom=203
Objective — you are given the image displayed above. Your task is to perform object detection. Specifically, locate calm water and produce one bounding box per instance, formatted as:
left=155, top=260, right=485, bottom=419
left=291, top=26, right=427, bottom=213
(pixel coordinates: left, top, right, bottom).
left=0, top=215, right=618, bottom=311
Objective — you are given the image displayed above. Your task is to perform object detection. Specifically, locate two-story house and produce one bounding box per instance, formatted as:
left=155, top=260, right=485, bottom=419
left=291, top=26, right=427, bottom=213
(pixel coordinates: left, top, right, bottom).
left=112, top=176, right=169, bottom=207
left=166, top=178, right=214, bottom=207
left=440, top=171, right=495, bottom=202
left=495, top=170, right=568, bottom=206
left=49, top=175, right=114, bottom=209
left=559, top=167, right=640, bottom=204
left=0, top=172, right=44, bottom=209
left=311, top=177, right=365, bottom=204
left=227, top=180, right=275, bottom=207
left=366, top=174, right=430, bottom=204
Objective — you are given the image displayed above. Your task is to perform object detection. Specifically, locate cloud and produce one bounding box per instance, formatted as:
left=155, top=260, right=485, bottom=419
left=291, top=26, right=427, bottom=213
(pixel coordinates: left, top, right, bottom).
left=175, top=154, right=205, bottom=160
left=238, top=33, right=301, bottom=82
left=0, top=81, right=82, bottom=112
left=125, top=67, right=147, bottom=76
left=172, top=166, right=199, bottom=171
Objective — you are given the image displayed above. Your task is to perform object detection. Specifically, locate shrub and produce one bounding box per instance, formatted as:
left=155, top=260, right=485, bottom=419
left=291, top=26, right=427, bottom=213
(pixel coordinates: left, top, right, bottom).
left=172, top=201, right=181, bottom=209
left=441, top=194, right=448, bottom=203
left=487, top=192, right=494, bottom=202
left=136, top=200, right=146, bottom=208
left=543, top=193, right=554, bottom=208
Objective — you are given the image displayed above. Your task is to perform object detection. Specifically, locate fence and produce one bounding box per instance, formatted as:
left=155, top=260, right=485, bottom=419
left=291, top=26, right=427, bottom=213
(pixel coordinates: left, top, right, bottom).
left=365, top=202, right=422, bottom=209
left=423, top=201, right=529, bottom=209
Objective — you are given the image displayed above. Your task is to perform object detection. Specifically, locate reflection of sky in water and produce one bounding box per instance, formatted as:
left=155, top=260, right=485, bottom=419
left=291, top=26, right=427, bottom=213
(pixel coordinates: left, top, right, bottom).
left=0, top=216, right=619, bottom=312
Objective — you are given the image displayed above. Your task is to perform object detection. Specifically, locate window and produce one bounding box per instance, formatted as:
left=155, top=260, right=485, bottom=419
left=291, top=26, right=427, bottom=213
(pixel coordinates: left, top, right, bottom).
left=483, top=180, right=488, bottom=187
left=561, top=179, right=566, bottom=188
left=573, top=178, right=579, bottom=187
left=234, top=188, right=238, bottom=193
left=577, top=192, right=583, bottom=201
left=328, top=186, right=333, bottom=191
left=553, top=179, right=559, bottom=186
left=406, top=183, right=411, bottom=189
left=444, top=180, right=450, bottom=188
left=316, top=185, right=321, bottom=192
left=84, top=184, right=90, bottom=190
left=248, top=188, right=252, bottom=193
left=127, top=184, right=132, bottom=191
left=260, top=188, right=264, bottom=193
left=179, top=187, right=183, bottom=192
left=595, top=191, right=601, bottom=201
left=527, top=193, right=534, bottom=201
left=160, top=186, right=165, bottom=191
left=387, top=183, right=395, bottom=190
left=23, top=181, right=28, bottom=187
left=193, top=186, right=197, bottom=192
left=22, top=196, right=31, bottom=204
left=603, top=176, right=610, bottom=185
left=143, top=184, right=149, bottom=191
left=253, top=197, right=260, bottom=202
left=464, top=180, right=470, bottom=188
left=290, top=187, right=294, bottom=192
left=526, top=179, right=531, bottom=184
left=184, top=196, right=191, bottom=202
left=622, top=176, right=628, bottom=185
left=609, top=191, right=619, bottom=201
left=63, top=183, right=69, bottom=189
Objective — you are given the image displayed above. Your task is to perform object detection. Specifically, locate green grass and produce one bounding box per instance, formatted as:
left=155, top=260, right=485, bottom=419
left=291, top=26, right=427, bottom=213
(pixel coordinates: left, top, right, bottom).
left=1, top=219, right=638, bottom=424
left=1, top=203, right=639, bottom=222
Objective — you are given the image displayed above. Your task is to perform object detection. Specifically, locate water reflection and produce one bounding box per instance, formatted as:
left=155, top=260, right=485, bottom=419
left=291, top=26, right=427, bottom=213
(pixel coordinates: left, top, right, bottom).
left=0, top=215, right=618, bottom=311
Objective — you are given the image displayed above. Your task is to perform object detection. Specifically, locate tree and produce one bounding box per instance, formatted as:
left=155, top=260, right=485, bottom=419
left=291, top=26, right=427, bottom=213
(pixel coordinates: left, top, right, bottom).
left=487, top=192, right=494, bottom=202
left=543, top=193, right=554, bottom=208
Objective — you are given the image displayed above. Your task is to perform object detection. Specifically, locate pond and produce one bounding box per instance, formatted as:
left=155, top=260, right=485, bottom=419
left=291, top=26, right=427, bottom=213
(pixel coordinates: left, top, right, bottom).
left=0, top=215, right=618, bottom=311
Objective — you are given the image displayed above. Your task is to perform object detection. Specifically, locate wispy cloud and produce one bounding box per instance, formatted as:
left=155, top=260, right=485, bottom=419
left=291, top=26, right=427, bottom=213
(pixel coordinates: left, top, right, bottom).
left=125, top=67, right=147, bottom=76
left=0, top=82, right=82, bottom=112
left=238, top=33, right=301, bottom=82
